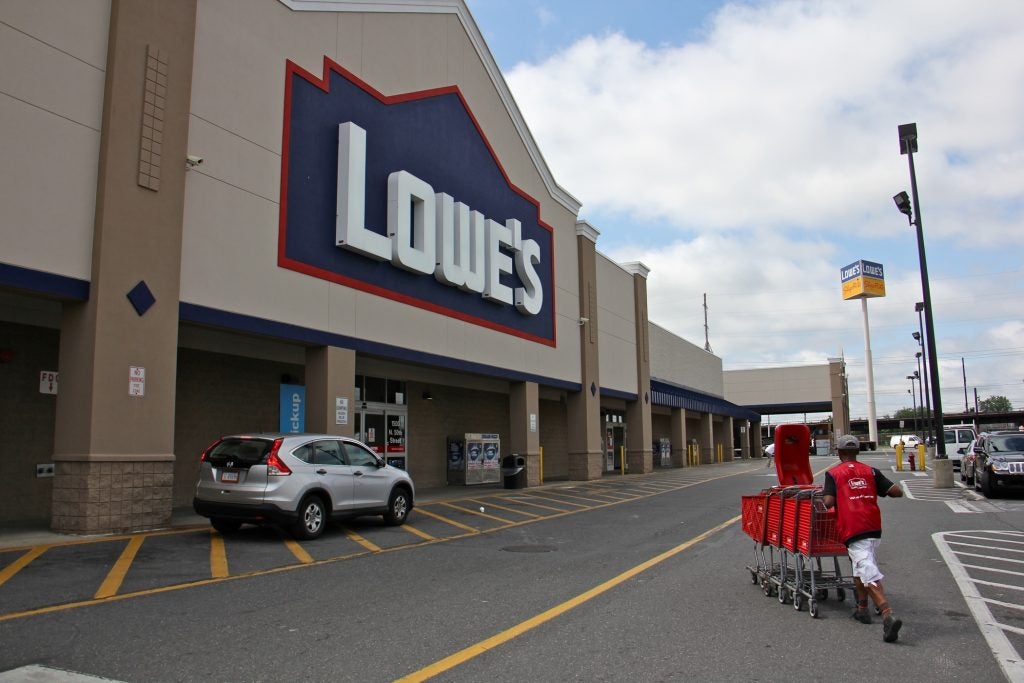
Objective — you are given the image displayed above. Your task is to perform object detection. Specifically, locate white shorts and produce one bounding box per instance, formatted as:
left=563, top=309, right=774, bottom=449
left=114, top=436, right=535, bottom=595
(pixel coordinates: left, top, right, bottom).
left=847, top=537, right=884, bottom=586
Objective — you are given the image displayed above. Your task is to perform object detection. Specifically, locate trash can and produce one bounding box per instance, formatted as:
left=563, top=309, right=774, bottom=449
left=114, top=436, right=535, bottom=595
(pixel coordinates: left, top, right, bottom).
left=502, top=454, right=527, bottom=489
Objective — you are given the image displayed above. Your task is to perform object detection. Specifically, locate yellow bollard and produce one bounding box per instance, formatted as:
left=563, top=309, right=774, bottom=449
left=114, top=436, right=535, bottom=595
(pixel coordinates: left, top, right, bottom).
left=895, top=444, right=903, bottom=472
left=620, top=445, right=626, bottom=475
left=539, top=446, right=544, bottom=485
left=918, top=443, right=926, bottom=471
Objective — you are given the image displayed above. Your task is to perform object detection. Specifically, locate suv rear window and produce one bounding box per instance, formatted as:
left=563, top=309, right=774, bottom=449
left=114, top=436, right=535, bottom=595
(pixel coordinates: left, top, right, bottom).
left=207, top=438, right=272, bottom=467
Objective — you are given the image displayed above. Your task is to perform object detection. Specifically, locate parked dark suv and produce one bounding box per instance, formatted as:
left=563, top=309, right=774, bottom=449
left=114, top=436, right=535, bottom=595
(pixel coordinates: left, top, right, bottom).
left=973, top=432, right=1024, bottom=498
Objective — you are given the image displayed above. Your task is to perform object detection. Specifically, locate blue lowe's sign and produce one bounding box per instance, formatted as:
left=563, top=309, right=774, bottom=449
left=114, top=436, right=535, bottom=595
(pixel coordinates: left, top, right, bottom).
left=278, top=57, right=556, bottom=346
left=840, top=259, right=885, bottom=300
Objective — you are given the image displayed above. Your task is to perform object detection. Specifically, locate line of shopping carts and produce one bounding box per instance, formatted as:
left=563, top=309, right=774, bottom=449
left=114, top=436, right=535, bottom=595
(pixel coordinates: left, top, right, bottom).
left=742, top=484, right=854, bottom=618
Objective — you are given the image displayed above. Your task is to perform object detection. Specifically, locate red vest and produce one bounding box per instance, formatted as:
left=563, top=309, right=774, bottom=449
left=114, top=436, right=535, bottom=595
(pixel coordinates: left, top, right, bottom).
left=828, top=460, right=882, bottom=543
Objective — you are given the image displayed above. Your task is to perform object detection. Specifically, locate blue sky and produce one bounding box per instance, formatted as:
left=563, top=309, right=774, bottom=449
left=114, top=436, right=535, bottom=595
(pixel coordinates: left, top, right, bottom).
left=465, top=0, right=1024, bottom=419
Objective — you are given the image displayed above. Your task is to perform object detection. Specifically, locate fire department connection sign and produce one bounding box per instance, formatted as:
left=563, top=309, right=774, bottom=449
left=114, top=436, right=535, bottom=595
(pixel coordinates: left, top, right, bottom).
left=840, top=260, right=886, bottom=300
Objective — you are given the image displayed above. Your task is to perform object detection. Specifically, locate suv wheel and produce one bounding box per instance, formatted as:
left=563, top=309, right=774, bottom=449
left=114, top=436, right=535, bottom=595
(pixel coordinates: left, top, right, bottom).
left=293, top=496, right=327, bottom=540
left=383, top=487, right=411, bottom=526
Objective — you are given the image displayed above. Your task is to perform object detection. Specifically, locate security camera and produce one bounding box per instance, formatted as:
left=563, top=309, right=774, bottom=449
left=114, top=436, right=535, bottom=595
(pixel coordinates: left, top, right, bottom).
left=185, top=155, right=203, bottom=167
left=578, top=317, right=589, bottom=325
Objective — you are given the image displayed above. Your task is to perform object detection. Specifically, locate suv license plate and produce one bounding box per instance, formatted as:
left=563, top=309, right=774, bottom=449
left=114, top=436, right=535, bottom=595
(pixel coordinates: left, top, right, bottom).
left=221, top=471, right=239, bottom=483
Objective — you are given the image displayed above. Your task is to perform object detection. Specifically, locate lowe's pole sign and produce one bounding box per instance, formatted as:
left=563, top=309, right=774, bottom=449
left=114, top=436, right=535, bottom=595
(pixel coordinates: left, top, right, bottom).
left=841, top=259, right=886, bottom=300
left=279, top=57, right=556, bottom=346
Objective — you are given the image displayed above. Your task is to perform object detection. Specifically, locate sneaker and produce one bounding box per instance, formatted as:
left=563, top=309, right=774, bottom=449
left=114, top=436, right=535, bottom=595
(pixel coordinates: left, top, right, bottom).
left=851, top=607, right=872, bottom=624
left=883, top=615, right=903, bottom=642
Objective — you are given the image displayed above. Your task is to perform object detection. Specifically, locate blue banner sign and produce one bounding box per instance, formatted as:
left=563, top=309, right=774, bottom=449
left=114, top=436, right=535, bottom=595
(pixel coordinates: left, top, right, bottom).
left=279, top=384, right=306, bottom=433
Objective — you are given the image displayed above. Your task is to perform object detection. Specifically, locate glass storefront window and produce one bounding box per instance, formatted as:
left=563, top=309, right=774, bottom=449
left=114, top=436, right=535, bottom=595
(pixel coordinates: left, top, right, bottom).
left=364, top=376, right=386, bottom=403
left=387, top=380, right=406, bottom=405
left=354, top=375, right=364, bottom=402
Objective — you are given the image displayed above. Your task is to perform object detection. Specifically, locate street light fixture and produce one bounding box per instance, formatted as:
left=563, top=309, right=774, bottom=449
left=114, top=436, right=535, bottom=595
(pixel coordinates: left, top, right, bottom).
left=896, top=122, right=946, bottom=457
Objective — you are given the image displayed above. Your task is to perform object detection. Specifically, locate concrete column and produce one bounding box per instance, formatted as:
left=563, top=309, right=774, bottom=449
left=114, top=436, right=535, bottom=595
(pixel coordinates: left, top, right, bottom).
left=622, top=262, right=652, bottom=475
left=670, top=408, right=687, bottom=467
left=699, top=413, right=713, bottom=464
left=51, top=0, right=198, bottom=535
left=567, top=222, right=603, bottom=480
left=741, top=420, right=751, bottom=459
left=509, top=382, right=541, bottom=486
left=304, top=346, right=356, bottom=436
left=726, top=417, right=735, bottom=460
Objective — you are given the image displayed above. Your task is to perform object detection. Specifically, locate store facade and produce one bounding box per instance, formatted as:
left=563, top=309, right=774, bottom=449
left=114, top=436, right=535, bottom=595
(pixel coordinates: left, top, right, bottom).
left=0, top=0, right=757, bottom=534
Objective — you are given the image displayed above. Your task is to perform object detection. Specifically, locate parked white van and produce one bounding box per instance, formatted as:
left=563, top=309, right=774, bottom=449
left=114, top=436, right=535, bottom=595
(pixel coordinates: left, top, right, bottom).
left=944, top=424, right=977, bottom=469
left=889, top=434, right=921, bottom=448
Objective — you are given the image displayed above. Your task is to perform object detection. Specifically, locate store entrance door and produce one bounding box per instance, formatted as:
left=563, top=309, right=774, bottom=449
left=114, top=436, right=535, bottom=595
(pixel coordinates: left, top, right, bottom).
left=355, top=407, right=408, bottom=470
left=605, top=423, right=626, bottom=473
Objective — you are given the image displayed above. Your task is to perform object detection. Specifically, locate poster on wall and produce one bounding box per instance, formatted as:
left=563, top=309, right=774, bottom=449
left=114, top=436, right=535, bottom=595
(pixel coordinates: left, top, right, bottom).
left=279, top=384, right=306, bottom=433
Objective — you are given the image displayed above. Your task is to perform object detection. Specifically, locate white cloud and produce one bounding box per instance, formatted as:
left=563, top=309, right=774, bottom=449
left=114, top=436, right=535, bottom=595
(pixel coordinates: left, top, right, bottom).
left=506, top=0, right=1024, bottom=244
left=505, top=0, right=1024, bottom=416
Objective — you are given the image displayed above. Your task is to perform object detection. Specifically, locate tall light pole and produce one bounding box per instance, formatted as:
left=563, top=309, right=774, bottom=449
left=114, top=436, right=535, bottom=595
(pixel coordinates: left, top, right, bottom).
left=914, top=352, right=928, bottom=444
left=907, top=380, right=918, bottom=437
left=913, top=306, right=931, bottom=439
left=895, top=122, right=945, bottom=457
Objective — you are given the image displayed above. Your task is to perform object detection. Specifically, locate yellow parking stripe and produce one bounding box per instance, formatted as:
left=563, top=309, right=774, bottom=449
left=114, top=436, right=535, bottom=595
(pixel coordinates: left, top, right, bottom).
left=469, top=499, right=539, bottom=518
left=499, top=497, right=570, bottom=514
left=402, top=524, right=437, bottom=541
left=395, top=514, right=741, bottom=682
left=414, top=506, right=481, bottom=533
left=209, top=530, right=229, bottom=578
left=94, top=536, right=144, bottom=599
left=441, top=501, right=514, bottom=524
left=345, top=529, right=381, bottom=553
left=284, top=538, right=315, bottom=564
left=0, top=547, right=47, bottom=588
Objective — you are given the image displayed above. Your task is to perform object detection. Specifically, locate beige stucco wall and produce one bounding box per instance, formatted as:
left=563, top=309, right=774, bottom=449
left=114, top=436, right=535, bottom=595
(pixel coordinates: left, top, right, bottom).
left=723, top=364, right=832, bottom=406
left=0, top=0, right=111, bottom=281
left=649, top=322, right=724, bottom=397
left=595, top=253, right=637, bottom=394
left=180, top=0, right=583, bottom=384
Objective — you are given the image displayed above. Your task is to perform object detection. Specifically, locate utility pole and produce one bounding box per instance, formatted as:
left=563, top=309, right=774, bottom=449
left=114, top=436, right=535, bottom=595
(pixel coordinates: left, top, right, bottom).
left=703, top=293, right=713, bottom=354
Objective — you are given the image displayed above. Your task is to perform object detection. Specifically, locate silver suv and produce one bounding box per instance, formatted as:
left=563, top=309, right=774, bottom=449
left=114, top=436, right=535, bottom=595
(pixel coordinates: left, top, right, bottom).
left=192, top=433, right=415, bottom=539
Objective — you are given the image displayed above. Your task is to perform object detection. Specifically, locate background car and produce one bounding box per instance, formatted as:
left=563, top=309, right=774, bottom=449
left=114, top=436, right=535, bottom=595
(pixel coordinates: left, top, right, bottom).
left=193, top=433, right=415, bottom=539
left=973, top=432, right=1024, bottom=498
left=960, top=438, right=980, bottom=485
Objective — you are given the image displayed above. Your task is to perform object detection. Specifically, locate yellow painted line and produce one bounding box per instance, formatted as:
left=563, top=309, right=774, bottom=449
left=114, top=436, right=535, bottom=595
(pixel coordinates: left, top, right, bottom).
left=210, top=530, right=229, bottom=578
left=401, top=524, right=437, bottom=541
left=498, top=497, right=571, bottom=514
left=469, top=499, right=539, bottom=519
left=345, top=529, right=382, bottom=553
left=0, top=526, right=209, bottom=554
left=540, top=491, right=612, bottom=505
left=94, top=536, right=144, bottom=599
left=0, top=547, right=47, bottom=587
left=395, top=514, right=741, bottom=682
left=414, top=507, right=482, bottom=534
left=441, top=501, right=514, bottom=524
left=284, top=538, right=315, bottom=564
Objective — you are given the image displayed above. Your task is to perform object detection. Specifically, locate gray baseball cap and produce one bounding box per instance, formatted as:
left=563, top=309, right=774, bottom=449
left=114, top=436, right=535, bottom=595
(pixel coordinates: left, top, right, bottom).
left=836, top=434, right=860, bottom=450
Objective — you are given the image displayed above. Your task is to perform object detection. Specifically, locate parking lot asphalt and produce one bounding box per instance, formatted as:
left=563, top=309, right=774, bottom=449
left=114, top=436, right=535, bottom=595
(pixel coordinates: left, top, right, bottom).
left=0, top=460, right=765, bottom=551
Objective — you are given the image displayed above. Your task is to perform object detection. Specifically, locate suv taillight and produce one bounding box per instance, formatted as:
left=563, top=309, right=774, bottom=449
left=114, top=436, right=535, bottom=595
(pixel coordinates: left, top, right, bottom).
left=266, top=438, right=291, bottom=476
left=199, top=438, right=221, bottom=462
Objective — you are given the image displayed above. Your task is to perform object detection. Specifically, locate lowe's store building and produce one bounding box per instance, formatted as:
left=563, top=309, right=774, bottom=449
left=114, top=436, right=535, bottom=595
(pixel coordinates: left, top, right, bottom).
left=0, top=0, right=763, bottom=534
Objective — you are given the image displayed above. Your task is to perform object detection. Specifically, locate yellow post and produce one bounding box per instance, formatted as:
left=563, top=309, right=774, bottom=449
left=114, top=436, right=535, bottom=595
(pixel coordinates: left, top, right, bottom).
left=620, top=445, right=626, bottom=475
left=539, top=446, right=544, bottom=485
left=895, top=444, right=903, bottom=472
left=717, top=444, right=723, bottom=463
left=918, top=443, right=926, bottom=471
